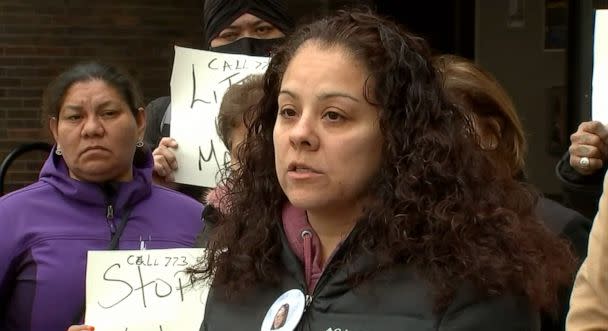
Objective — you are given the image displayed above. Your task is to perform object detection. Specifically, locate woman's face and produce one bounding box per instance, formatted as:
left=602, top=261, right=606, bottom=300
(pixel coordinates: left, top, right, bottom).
left=49, top=79, right=145, bottom=183
left=210, top=13, right=285, bottom=47
left=273, top=42, right=383, bottom=217
left=272, top=305, right=287, bottom=328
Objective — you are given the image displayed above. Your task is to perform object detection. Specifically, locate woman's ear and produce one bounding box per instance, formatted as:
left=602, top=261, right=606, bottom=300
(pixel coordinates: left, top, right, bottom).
left=135, top=107, right=146, bottom=141
left=49, top=117, right=59, bottom=142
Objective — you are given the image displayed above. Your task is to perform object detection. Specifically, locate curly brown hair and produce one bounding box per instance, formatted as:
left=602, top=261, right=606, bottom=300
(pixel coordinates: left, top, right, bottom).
left=193, top=8, right=575, bottom=312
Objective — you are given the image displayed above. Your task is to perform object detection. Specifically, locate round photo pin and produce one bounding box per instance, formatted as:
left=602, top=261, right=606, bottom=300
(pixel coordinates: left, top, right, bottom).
left=260, top=289, right=306, bottom=331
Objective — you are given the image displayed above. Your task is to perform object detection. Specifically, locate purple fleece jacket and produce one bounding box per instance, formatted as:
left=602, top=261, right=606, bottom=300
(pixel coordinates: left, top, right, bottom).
left=0, top=150, right=203, bottom=331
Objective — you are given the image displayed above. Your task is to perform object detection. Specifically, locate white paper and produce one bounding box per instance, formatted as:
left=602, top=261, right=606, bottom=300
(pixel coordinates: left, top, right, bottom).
left=84, top=248, right=209, bottom=331
left=593, top=10, right=608, bottom=123
left=169, top=46, right=270, bottom=188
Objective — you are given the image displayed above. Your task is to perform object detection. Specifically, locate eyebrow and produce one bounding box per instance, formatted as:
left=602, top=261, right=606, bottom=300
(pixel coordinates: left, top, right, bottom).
left=279, top=89, right=360, bottom=103
left=62, top=105, right=83, bottom=111
left=62, top=100, right=118, bottom=111
left=227, top=18, right=267, bottom=30
left=317, top=91, right=360, bottom=103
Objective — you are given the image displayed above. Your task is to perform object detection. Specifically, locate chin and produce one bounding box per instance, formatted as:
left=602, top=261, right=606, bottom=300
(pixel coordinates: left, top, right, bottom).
left=286, top=195, right=328, bottom=211
left=72, top=166, right=125, bottom=183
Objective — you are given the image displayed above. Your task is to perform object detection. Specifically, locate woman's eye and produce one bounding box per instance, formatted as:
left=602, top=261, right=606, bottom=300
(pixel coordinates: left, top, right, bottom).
left=256, top=26, right=274, bottom=34
left=219, top=31, right=238, bottom=41
left=323, top=111, right=343, bottom=121
left=279, top=107, right=297, bottom=118
left=101, top=110, right=118, bottom=118
left=65, top=115, right=81, bottom=121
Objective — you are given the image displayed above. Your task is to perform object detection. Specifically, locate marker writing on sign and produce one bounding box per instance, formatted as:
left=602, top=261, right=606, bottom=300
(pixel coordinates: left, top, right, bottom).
left=124, top=326, right=165, bottom=331
left=190, top=64, right=217, bottom=107
left=207, top=57, right=268, bottom=72
left=97, top=259, right=194, bottom=309
left=198, top=140, right=230, bottom=172
left=190, top=58, right=268, bottom=108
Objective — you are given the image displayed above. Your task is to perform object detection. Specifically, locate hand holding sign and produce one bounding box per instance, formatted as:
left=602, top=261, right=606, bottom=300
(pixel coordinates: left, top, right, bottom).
left=568, top=121, right=608, bottom=175
left=152, top=137, right=179, bottom=183
left=84, top=248, right=209, bottom=331
left=67, top=326, right=95, bottom=331
left=170, top=46, right=270, bottom=188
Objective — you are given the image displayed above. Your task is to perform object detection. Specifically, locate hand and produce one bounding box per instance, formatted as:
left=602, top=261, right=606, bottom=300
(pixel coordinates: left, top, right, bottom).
left=568, top=121, right=608, bottom=175
left=152, top=137, right=179, bottom=184
left=67, top=325, right=94, bottom=331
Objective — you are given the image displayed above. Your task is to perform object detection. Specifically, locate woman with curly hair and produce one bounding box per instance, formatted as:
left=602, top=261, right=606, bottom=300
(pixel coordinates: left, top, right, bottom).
left=194, top=8, right=575, bottom=330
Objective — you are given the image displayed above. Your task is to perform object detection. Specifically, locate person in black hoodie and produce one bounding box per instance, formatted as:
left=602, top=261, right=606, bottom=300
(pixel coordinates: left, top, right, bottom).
left=145, top=0, right=293, bottom=199
left=434, top=54, right=591, bottom=331
left=191, top=9, right=577, bottom=330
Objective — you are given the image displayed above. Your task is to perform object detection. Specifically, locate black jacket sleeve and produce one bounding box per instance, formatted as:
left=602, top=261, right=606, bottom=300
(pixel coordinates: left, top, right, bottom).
left=555, top=151, right=606, bottom=219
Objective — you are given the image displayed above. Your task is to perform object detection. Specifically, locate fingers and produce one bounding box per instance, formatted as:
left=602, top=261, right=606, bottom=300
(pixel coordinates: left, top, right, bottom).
left=577, top=121, right=608, bottom=153
left=159, top=137, right=178, bottom=149
left=152, top=138, right=179, bottom=182
left=67, top=325, right=94, bottom=331
left=569, top=122, right=608, bottom=175
left=578, top=121, right=608, bottom=137
left=569, top=138, right=607, bottom=159
left=569, top=154, right=604, bottom=175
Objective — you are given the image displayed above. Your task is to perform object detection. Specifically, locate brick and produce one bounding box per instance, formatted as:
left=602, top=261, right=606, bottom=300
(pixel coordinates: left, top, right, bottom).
left=0, top=99, right=23, bottom=108
left=0, top=78, right=21, bottom=86
left=1, top=0, right=204, bottom=191
left=7, top=109, right=41, bottom=120
left=6, top=88, right=43, bottom=98
left=7, top=120, right=44, bottom=131
left=3, top=46, right=37, bottom=55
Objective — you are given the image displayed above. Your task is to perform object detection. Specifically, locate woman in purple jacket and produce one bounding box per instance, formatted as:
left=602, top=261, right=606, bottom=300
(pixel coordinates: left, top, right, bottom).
left=0, top=62, right=203, bottom=331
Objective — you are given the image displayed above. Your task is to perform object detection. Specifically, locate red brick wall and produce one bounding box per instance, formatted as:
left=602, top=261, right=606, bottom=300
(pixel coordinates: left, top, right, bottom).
left=0, top=0, right=203, bottom=194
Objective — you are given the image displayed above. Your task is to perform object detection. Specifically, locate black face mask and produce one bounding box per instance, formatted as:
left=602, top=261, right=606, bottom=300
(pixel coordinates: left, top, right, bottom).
left=209, top=37, right=284, bottom=57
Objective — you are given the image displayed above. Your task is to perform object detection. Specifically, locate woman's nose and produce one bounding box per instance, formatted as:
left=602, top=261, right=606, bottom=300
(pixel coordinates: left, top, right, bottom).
left=81, top=115, right=104, bottom=137
left=289, top=116, right=319, bottom=150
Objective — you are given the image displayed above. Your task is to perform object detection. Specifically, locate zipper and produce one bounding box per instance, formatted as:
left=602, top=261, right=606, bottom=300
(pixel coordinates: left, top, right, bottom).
left=305, top=294, right=312, bottom=309
left=301, top=226, right=357, bottom=313
left=106, top=203, right=116, bottom=236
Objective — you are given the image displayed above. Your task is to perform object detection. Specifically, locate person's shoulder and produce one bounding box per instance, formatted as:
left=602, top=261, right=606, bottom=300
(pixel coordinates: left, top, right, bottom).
left=0, top=180, right=53, bottom=209
left=150, top=184, right=203, bottom=208
left=537, top=197, right=592, bottom=235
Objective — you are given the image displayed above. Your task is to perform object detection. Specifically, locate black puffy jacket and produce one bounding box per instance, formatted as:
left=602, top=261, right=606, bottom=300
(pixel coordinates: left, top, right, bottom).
left=199, top=213, right=540, bottom=331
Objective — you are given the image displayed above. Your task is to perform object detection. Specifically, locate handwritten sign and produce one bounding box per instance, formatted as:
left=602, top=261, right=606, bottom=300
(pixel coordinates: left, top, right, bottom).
left=593, top=10, right=608, bottom=123
left=170, top=46, right=270, bottom=187
left=84, top=248, right=209, bottom=331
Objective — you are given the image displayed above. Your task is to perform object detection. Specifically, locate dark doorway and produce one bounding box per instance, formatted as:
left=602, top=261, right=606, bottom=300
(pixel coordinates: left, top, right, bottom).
left=374, top=0, right=475, bottom=59
left=290, top=0, right=475, bottom=59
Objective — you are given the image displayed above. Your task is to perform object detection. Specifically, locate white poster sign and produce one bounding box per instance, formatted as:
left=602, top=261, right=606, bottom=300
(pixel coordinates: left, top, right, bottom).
left=170, top=46, right=270, bottom=187
left=84, top=248, right=209, bottom=331
left=593, top=10, right=608, bottom=123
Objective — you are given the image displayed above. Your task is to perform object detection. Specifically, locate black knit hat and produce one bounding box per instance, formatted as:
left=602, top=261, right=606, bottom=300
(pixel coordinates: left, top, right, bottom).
left=203, top=0, right=294, bottom=47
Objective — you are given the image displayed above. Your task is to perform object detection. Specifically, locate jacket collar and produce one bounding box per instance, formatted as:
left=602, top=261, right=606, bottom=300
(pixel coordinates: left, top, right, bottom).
left=39, top=145, right=152, bottom=209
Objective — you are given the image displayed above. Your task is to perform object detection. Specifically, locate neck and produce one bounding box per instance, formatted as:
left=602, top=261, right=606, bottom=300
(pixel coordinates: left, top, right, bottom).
left=306, top=205, right=361, bottom=265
